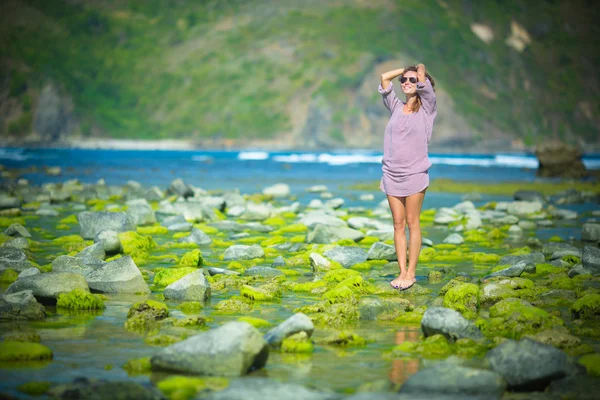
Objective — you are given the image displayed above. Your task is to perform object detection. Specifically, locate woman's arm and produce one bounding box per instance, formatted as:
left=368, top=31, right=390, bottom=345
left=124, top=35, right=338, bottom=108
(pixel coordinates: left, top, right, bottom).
left=415, top=63, right=436, bottom=115
left=416, top=64, right=427, bottom=83
left=380, top=68, right=405, bottom=90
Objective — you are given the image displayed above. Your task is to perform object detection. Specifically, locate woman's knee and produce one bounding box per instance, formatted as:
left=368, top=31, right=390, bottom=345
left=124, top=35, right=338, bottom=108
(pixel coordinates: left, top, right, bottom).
left=393, top=220, right=406, bottom=232
left=406, top=218, right=420, bottom=232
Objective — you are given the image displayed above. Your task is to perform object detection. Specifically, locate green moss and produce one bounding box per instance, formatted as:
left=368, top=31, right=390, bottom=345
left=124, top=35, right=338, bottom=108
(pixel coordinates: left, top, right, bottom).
left=240, top=285, right=276, bottom=301
left=578, top=354, right=600, bottom=376
left=4, top=331, right=41, bottom=343
left=281, top=332, right=314, bottom=353
left=157, top=375, right=229, bottom=400
left=145, top=334, right=182, bottom=346
left=392, top=334, right=451, bottom=359
left=137, top=225, right=169, bottom=235
left=17, top=381, right=51, bottom=396
left=419, top=246, right=436, bottom=262
left=323, top=268, right=360, bottom=283
left=238, top=316, right=271, bottom=328
left=118, top=231, right=156, bottom=254
left=153, top=267, right=198, bottom=287
left=454, top=337, right=488, bottom=358
left=52, top=234, right=85, bottom=244
left=323, top=286, right=355, bottom=304
left=260, top=235, right=287, bottom=247
left=549, top=236, right=563, bottom=242
left=56, top=288, right=105, bottom=310
left=434, top=243, right=457, bottom=250
left=59, top=214, right=78, bottom=224
left=0, top=341, right=53, bottom=361
left=572, top=294, right=600, bottom=320
left=561, top=255, right=581, bottom=266
left=443, top=283, right=479, bottom=319
left=322, top=331, right=366, bottom=347
left=214, top=298, right=253, bottom=313
left=272, top=224, right=308, bottom=235
left=122, top=356, right=152, bottom=374
left=292, top=280, right=326, bottom=292
left=0, top=269, right=19, bottom=284
left=173, top=316, right=207, bottom=327
left=472, top=252, right=501, bottom=264
left=177, top=301, right=203, bottom=313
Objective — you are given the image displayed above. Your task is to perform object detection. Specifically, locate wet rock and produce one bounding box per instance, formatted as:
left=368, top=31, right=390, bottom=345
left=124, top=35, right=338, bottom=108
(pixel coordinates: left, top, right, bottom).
left=549, top=208, right=578, bottom=220
left=492, top=215, right=519, bottom=225
left=0, top=194, right=21, bottom=209
left=485, top=338, right=573, bottom=390
left=125, top=198, right=156, bottom=226
left=548, top=375, right=600, bottom=400
left=201, top=377, right=334, bottom=400
left=582, top=246, right=600, bottom=275
left=542, top=242, right=580, bottom=257
left=519, top=220, right=537, bottom=230
left=568, top=264, right=593, bottom=278
left=163, top=269, right=210, bottom=302
left=93, top=230, right=121, bottom=254
left=207, top=267, right=240, bottom=276
left=0, top=247, right=33, bottom=272
left=169, top=178, right=193, bottom=198
left=78, top=211, right=135, bottom=239
left=484, top=261, right=532, bottom=280
left=309, top=253, right=332, bottom=273
left=535, top=141, right=587, bottom=178
left=498, top=252, right=544, bottom=266
left=365, top=229, right=394, bottom=241
left=323, top=246, right=368, bottom=268
left=18, top=268, right=40, bottom=278
left=76, top=242, right=106, bottom=260
left=240, top=202, right=274, bottom=221
left=514, top=190, right=546, bottom=203
left=434, top=208, right=461, bottom=224
left=307, top=224, right=364, bottom=244
left=1, top=237, right=30, bottom=250
left=151, top=321, right=268, bottom=376
left=52, top=255, right=98, bottom=276
left=4, top=223, right=31, bottom=238
left=443, top=233, right=464, bottom=245
left=167, top=222, right=193, bottom=232
left=86, top=256, right=150, bottom=294
left=145, top=186, right=165, bottom=201
left=264, top=313, right=314, bottom=347
left=347, top=217, right=390, bottom=230
left=0, top=290, right=46, bottom=321
left=262, top=183, right=290, bottom=198
left=159, top=214, right=186, bottom=227
left=299, top=211, right=347, bottom=228
left=421, top=307, right=484, bottom=341
left=582, top=223, right=600, bottom=243
left=465, top=212, right=482, bottom=230
left=178, top=228, right=212, bottom=245
left=6, top=272, right=89, bottom=302
left=367, top=242, right=396, bottom=261
left=398, top=363, right=506, bottom=399
left=506, top=201, right=543, bottom=216
left=244, top=266, right=283, bottom=278
left=550, top=248, right=582, bottom=261
left=271, top=256, right=286, bottom=267
left=224, top=244, right=265, bottom=261
left=48, top=377, right=165, bottom=400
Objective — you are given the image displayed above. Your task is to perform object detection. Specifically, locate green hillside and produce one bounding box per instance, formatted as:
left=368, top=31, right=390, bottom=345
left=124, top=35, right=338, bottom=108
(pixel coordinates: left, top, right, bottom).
left=1, top=0, right=598, bottom=148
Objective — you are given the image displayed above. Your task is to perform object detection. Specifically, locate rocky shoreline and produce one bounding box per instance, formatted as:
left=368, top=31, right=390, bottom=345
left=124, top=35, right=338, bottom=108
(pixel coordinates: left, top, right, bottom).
left=0, top=176, right=599, bottom=399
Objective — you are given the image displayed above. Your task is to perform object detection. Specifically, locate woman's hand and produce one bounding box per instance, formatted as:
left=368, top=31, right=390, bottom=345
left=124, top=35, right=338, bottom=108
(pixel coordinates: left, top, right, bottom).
left=416, top=64, right=426, bottom=83
left=381, top=68, right=405, bottom=90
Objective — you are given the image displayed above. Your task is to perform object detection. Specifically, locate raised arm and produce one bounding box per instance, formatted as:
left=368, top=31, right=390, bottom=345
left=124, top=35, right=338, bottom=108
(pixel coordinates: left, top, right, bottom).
left=416, top=63, right=426, bottom=83
left=380, top=68, right=405, bottom=90
left=415, top=63, right=436, bottom=115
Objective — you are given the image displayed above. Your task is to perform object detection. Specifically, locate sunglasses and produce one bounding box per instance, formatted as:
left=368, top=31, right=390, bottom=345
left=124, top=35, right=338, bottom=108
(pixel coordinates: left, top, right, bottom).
left=399, top=76, right=417, bottom=84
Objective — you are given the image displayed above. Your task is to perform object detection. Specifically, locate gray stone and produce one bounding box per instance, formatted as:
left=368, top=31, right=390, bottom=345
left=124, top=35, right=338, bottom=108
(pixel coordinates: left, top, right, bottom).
left=443, top=233, right=464, bottom=245
left=264, top=313, right=314, bottom=347
left=483, top=260, right=531, bottom=280
left=568, top=264, right=592, bottom=278
left=6, top=272, right=89, bottom=301
left=582, top=246, right=600, bottom=275
left=169, top=178, right=193, bottom=198
left=398, top=363, right=506, bottom=399
left=224, top=244, right=265, bottom=261
left=519, top=220, right=537, bottom=230
left=48, top=378, right=166, bottom=400
left=271, top=256, right=286, bottom=267
left=145, top=186, right=165, bottom=201
left=365, top=229, right=394, bottom=241
left=550, top=249, right=582, bottom=261
left=548, top=375, right=600, bottom=400
left=323, top=246, right=368, bottom=268
left=52, top=255, right=97, bottom=276
left=453, top=201, right=476, bottom=214
left=367, top=242, right=397, bottom=261
left=465, top=212, right=482, bottom=230
left=241, top=222, right=273, bottom=233
left=178, top=228, right=212, bottom=245
left=307, top=224, right=364, bottom=244
left=0, top=247, right=33, bottom=272
left=207, top=267, right=240, bottom=276
left=506, top=201, right=543, bottom=216
left=0, top=290, right=46, bottom=321
left=159, top=214, right=186, bottom=227
left=244, top=266, right=283, bottom=278
left=498, top=252, right=545, bottom=266
left=86, top=256, right=150, bottom=294
left=299, top=211, right=347, bottom=228
left=0, top=194, right=20, bottom=209
left=542, top=242, right=580, bottom=257
left=125, top=198, right=156, bottom=226
left=347, top=217, right=390, bottom=230
left=163, top=269, right=210, bottom=301
left=262, top=183, right=290, bottom=198
left=77, top=242, right=106, bottom=260
left=421, top=307, right=484, bottom=341
left=18, top=268, right=40, bottom=278
left=201, top=378, right=334, bottom=400
left=94, top=230, right=121, bottom=254
left=514, top=190, right=546, bottom=203
left=582, top=223, right=600, bottom=242
left=240, top=202, right=273, bottom=221
left=78, top=211, right=135, bottom=239
left=167, top=222, right=193, bottom=232
left=549, top=208, right=578, bottom=220
left=309, top=253, right=331, bottom=273
left=1, top=237, right=30, bottom=250
left=492, top=215, right=520, bottom=225
left=151, top=321, right=268, bottom=376
left=434, top=208, right=462, bottom=224
left=4, top=223, right=31, bottom=238
left=485, top=338, right=572, bottom=390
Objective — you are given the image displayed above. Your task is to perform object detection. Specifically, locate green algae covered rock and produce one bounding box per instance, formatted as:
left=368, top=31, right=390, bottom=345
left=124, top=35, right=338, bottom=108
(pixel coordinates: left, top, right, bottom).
left=572, top=294, right=600, bottom=320
left=124, top=299, right=169, bottom=332
left=291, top=280, right=326, bottom=292
left=443, top=283, right=479, bottom=319
left=123, top=356, right=152, bottom=374
left=157, top=375, right=229, bottom=400
left=281, top=332, right=313, bottom=353
left=323, top=286, right=355, bottom=304
left=323, top=268, right=360, bottom=283
left=578, top=353, right=600, bottom=377
left=392, top=334, right=452, bottom=359
left=137, top=225, right=168, bottom=235
left=118, top=231, right=156, bottom=254
left=320, top=331, right=366, bottom=347
left=0, top=269, right=19, bottom=284
left=17, top=381, right=51, bottom=396
left=238, top=316, right=271, bottom=328
left=240, top=284, right=281, bottom=301
left=56, top=288, right=105, bottom=310
left=177, top=301, right=203, bottom=313
left=180, top=249, right=204, bottom=267
left=144, top=334, right=182, bottom=346
left=154, top=267, right=198, bottom=287
left=0, top=341, right=53, bottom=362
left=478, top=277, right=535, bottom=306
left=214, top=298, right=253, bottom=313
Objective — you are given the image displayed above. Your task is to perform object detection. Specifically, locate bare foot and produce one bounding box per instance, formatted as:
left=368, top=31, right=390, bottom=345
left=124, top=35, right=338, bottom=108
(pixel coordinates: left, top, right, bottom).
left=399, top=276, right=417, bottom=290
left=390, top=272, right=407, bottom=289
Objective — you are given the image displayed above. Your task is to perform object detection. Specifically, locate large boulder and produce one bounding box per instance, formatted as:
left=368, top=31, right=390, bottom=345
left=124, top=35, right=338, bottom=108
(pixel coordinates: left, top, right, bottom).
left=421, top=307, right=484, bottom=341
left=78, top=212, right=135, bottom=239
left=264, top=313, right=314, bottom=347
left=6, top=272, right=89, bottom=302
left=52, top=255, right=99, bottom=276
left=323, top=246, right=368, bottom=268
left=485, top=338, right=574, bottom=391
left=582, top=223, right=600, bottom=243
left=125, top=198, right=156, bottom=226
left=151, top=321, right=268, bottom=376
left=4, top=223, right=31, bottom=238
left=94, top=230, right=121, bottom=254
left=299, top=211, right=347, bottom=228
left=223, top=245, right=265, bottom=261
left=163, top=269, right=211, bottom=301
left=535, top=141, right=587, bottom=178
left=582, top=246, right=600, bottom=275
left=0, top=247, right=33, bottom=272
left=86, top=256, right=150, bottom=294
left=367, top=242, right=396, bottom=261
left=307, top=224, right=364, bottom=244
left=398, top=363, right=506, bottom=399
left=497, top=252, right=544, bottom=266
left=0, top=290, right=46, bottom=321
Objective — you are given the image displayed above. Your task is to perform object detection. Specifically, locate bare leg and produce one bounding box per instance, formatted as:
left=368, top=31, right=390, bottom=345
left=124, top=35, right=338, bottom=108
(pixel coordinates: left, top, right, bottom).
left=399, top=188, right=427, bottom=289
left=387, top=195, right=407, bottom=288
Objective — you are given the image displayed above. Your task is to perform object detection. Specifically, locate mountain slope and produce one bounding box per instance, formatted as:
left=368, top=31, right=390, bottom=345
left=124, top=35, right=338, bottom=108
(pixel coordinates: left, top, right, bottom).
left=1, top=0, right=598, bottom=149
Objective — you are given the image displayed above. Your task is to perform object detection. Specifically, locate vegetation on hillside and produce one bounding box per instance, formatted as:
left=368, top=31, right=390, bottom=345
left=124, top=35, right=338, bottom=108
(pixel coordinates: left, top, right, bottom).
left=0, top=0, right=598, bottom=146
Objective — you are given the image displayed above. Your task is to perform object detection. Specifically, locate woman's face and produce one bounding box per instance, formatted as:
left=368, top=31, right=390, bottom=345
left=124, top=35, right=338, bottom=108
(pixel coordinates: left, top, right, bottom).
left=399, top=71, right=418, bottom=95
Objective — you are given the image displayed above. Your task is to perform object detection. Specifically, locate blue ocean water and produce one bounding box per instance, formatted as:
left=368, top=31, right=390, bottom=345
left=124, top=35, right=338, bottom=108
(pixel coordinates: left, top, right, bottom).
left=1, top=148, right=598, bottom=193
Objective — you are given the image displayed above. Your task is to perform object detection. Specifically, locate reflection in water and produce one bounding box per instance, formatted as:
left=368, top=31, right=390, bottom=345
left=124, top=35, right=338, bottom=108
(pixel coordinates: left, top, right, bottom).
left=389, top=330, right=420, bottom=385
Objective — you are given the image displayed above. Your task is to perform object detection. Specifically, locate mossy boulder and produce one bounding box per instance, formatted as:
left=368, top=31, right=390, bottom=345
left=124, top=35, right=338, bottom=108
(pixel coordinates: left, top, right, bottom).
left=281, top=332, right=313, bottom=353
left=323, top=286, right=355, bottom=304
left=124, top=299, right=169, bottom=332
left=214, top=298, right=253, bottom=313
left=0, top=269, right=19, bottom=284
left=443, top=283, right=479, bottom=319
left=180, top=249, right=204, bottom=267
left=123, top=357, right=152, bottom=374
left=478, top=277, right=535, bottom=306
left=153, top=267, right=198, bottom=287
left=578, top=354, right=600, bottom=377
left=177, top=301, right=203, bottom=313
left=320, top=331, right=366, bottom=347
left=56, top=288, right=105, bottom=310
left=17, top=381, right=52, bottom=396
left=323, top=268, right=360, bottom=283
left=238, top=316, right=271, bottom=328
left=156, top=375, right=229, bottom=400
left=118, top=231, right=156, bottom=254
left=0, top=341, right=53, bottom=361
left=571, top=294, right=600, bottom=320
left=240, top=283, right=282, bottom=301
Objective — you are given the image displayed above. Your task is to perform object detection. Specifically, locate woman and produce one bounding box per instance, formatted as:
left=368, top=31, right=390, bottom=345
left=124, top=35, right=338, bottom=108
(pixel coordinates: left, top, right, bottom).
left=378, top=64, right=436, bottom=290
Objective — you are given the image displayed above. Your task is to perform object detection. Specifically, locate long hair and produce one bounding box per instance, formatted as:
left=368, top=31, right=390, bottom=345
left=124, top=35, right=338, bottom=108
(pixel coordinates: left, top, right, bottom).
left=400, top=66, right=435, bottom=113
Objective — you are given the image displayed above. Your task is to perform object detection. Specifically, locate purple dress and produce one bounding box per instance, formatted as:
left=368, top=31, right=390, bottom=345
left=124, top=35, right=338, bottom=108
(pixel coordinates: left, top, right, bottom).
left=378, top=79, right=437, bottom=197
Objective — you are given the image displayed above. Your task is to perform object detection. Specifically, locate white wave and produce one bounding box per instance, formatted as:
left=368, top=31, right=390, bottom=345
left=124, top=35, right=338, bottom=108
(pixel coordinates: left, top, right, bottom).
left=272, top=154, right=318, bottom=163
left=237, top=151, right=269, bottom=160
left=494, top=155, right=538, bottom=169
left=0, top=148, right=30, bottom=161
left=272, top=153, right=382, bottom=165
left=429, top=156, right=495, bottom=167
